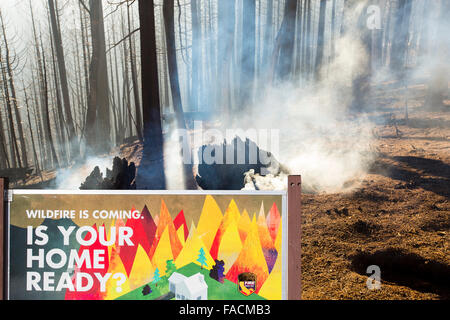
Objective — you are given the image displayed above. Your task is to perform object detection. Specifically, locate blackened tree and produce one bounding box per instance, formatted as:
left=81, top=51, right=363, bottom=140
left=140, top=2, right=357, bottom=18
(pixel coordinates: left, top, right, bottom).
left=137, top=0, right=166, bottom=189
left=209, top=259, right=225, bottom=283
left=142, top=284, right=152, bottom=296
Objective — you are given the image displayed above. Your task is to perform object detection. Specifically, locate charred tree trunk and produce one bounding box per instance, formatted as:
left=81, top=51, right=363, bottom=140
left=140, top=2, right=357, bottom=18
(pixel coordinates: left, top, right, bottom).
left=112, top=22, right=125, bottom=144
left=418, top=0, right=432, bottom=58
left=240, top=0, right=256, bottom=109
left=314, top=0, right=327, bottom=81
left=159, top=9, right=171, bottom=113
left=107, top=31, right=119, bottom=147
left=0, top=100, right=10, bottom=169
left=275, top=0, right=298, bottom=82
left=304, top=0, right=312, bottom=79
left=372, top=0, right=384, bottom=72
left=330, top=0, right=337, bottom=62
left=79, top=1, right=90, bottom=127
left=294, top=0, right=304, bottom=78
left=24, top=89, right=42, bottom=178
left=85, top=0, right=111, bottom=155
left=390, top=0, right=412, bottom=79
left=29, top=5, right=43, bottom=167
left=351, top=2, right=373, bottom=111
left=190, top=0, right=201, bottom=111
left=0, top=11, right=27, bottom=168
left=48, top=18, right=68, bottom=166
left=217, top=0, right=235, bottom=115
left=127, top=3, right=143, bottom=141
left=80, top=157, right=136, bottom=190
left=48, top=0, right=79, bottom=161
left=0, top=64, right=13, bottom=169
left=262, top=0, right=273, bottom=75
left=206, top=0, right=217, bottom=111
left=137, top=0, right=166, bottom=189
left=121, top=12, right=134, bottom=139
left=41, top=44, right=60, bottom=169
left=382, top=0, right=392, bottom=66
left=30, top=68, right=46, bottom=168
left=0, top=50, right=21, bottom=168
left=72, top=13, right=84, bottom=140
left=163, top=0, right=196, bottom=189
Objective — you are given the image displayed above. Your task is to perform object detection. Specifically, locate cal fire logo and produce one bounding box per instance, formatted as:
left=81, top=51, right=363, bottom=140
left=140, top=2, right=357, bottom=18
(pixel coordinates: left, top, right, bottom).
left=238, top=272, right=256, bottom=296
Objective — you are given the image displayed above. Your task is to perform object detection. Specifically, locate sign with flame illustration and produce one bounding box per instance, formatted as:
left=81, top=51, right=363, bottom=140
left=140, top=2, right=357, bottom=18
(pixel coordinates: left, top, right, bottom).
left=4, top=190, right=296, bottom=300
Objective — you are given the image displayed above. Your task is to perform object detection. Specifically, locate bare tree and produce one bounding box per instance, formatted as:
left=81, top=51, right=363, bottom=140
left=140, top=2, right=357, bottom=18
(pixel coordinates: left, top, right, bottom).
left=48, top=0, right=79, bottom=161
left=137, top=0, right=166, bottom=189
left=390, top=0, right=412, bottom=78
left=85, top=0, right=111, bottom=155
left=0, top=10, right=27, bottom=168
left=240, top=0, right=256, bottom=108
left=217, top=0, right=235, bottom=114
left=126, top=2, right=143, bottom=141
left=314, top=0, right=327, bottom=81
left=163, top=0, right=196, bottom=189
left=304, top=0, right=312, bottom=79
left=190, top=0, right=201, bottom=111
left=0, top=98, right=10, bottom=169
left=40, top=37, right=60, bottom=169
left=24, top=88, right=42, bottom=178
left=275, top=0, right=299, bottom=82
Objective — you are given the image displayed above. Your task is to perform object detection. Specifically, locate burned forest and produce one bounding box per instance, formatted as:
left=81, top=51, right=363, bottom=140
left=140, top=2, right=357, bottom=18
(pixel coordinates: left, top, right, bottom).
left=0, top=0, right=449, bottom=300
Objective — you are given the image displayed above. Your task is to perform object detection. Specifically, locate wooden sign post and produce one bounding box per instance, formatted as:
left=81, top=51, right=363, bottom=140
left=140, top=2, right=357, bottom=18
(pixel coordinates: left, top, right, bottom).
left=288, top=175, right=302, bottom=300
left=0, top=177, right=6, bottom=300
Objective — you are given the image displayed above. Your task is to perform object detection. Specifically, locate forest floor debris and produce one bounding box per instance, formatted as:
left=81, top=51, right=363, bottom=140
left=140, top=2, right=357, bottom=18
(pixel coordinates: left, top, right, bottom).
left=301, top=83, right=449, bottom=300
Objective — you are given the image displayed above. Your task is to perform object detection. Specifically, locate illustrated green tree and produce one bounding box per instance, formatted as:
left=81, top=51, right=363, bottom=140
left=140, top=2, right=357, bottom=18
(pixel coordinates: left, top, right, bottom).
left=196, top=248, right=208, bottom=269
left=165, top=259, right=177, bottom=277
left=152, top=268, right=161, bottom=287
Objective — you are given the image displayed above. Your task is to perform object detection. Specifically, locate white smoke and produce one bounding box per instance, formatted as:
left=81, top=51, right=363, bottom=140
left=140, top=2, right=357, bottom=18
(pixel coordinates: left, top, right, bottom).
left=163, top=123, right=187, bottom=190
left=236, top=22, right=376, bottom=193
left=55, top=155, right=114, bottom=189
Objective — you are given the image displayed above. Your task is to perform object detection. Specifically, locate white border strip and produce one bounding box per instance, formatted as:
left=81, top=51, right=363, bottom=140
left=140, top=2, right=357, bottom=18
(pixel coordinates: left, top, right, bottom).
left=281, top=193, right=287, bottom=300
left=6, top=200, right=10, bottom=300
left=11, top=189, right=286, bottom=196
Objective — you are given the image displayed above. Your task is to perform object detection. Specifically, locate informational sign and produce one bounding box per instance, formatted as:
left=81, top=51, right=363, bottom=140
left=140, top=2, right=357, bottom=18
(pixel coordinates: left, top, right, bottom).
left=5, top=190, right=293, bottom=300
